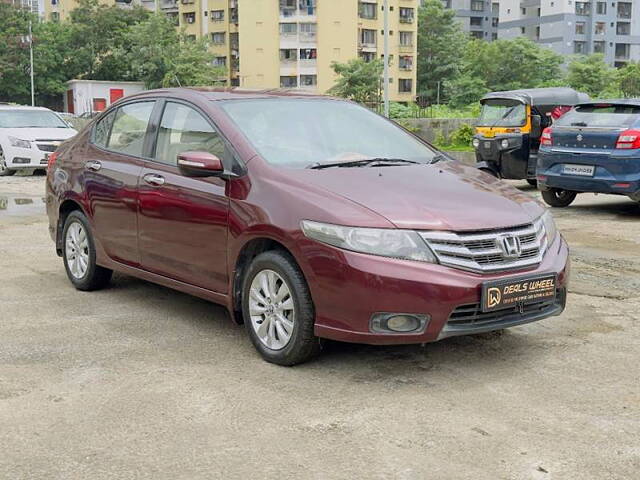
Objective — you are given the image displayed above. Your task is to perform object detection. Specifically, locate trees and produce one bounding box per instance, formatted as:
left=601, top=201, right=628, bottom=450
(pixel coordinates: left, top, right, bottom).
left=122, top=14, right=226, bottom=89
left=566, top=54, right=618, bottom=97
left=416, top=0, right=467, bottom=103
left=328, top=58, right=382, bottom=104
left=617, top=62, right=640, bottom=98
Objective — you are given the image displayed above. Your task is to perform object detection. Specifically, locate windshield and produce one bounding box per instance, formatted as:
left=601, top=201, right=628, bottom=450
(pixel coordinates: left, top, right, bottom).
left=0, top=109, right=69, bottom=128
left=477, top=100, right=527, bottom=127
left=554, top=104, right=640, bottom=128
left=219, top=99, right=438, bottom=168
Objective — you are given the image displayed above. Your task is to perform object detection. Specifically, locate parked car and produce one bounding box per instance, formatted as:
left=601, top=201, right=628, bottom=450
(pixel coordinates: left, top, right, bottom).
left=538, top=99, right=640, bottom=207
left=0, top=105, right=78, bottom=176
left=46, top=88, right=569, bottom=365
left=473, top=88, right=589, bottom=185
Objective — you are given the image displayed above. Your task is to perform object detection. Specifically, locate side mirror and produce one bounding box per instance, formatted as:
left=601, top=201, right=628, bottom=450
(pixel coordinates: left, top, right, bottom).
left=177, top=151, right=224, bottom=177
left=531, top=115, right=542, bottom=138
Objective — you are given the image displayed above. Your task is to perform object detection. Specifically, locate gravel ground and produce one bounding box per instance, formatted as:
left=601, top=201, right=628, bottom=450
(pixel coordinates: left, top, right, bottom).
left=1, top=174, right=638, bottom=480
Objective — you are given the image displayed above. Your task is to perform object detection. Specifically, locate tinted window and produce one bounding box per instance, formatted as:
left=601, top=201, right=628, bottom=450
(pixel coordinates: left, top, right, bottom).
left=155, top=102, right=225, bottom=166
left=93, top=110, right=116, bottom=148
left=555, top=104, right=640, bottom=128
left=220, top=99, right=437, bottom=168
left=107, top=102, right=155, bottom=157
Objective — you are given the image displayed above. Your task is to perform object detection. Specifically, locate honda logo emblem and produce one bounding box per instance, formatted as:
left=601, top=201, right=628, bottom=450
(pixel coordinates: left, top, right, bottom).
left=497, top=234, right=522, bottom=259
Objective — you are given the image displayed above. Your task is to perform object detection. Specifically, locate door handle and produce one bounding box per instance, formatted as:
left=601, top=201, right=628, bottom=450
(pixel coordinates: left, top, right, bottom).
left=143, top=174, right=165, bottom=186
left=85, top=160, right=102, bottom=171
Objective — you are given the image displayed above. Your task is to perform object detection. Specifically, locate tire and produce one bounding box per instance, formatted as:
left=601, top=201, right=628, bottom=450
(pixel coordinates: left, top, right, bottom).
left=541, top=188, right=577, bottom=208
left=33, top=168, right=47, bottom=176
left=62, top=210, right=112, bottom=291
left=242, top=250, right=320, bottom=366
left=0, top=148, right=16, bottom=176
left=527, top=179, right=538, bottom=187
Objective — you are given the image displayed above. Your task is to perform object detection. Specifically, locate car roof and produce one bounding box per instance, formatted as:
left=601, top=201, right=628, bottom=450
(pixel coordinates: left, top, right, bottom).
left=481, top=88, right=590, bottom=107
left=575, top=98, right=640, bottom=108
left=126, top=87, right=337, bottom=102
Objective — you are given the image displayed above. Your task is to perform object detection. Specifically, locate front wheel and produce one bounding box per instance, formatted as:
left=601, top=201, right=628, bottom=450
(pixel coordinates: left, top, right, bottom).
left=62, top=210, right=112, bottom=291
left=242, top=250, right=320, bottom=366
left=0, top=149, right=16, bottom=176
left=541, top=189, right=577, bottom=208
left=527, top=179, right=538, bottom=187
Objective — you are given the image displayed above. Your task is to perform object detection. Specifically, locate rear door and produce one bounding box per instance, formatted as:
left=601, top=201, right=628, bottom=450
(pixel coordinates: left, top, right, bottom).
left=84, top=100, right=156, bottom=267
left=137, top=100, right=230, bottom=293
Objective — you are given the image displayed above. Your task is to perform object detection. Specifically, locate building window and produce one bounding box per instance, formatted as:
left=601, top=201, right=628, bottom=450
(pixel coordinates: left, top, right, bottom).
left=443, top=0, right=452, bottom=8
left=521, top=7, right=526, bottom=14
left=280, top=22, right=297, bottom=35
left=210, top=9, right=224, bottom=21
left=300, top=74, right=317, bottom=86
left=492, top=32, right=497, bottom=40
left=360, top=29, right=376, bottom=46
left=574, top=41, right=587, bottom=54
left=280, top=76, right=297, bottom=88
left=616, top=22, right=631, bottom=35
left=575, top=2, right=590, bottom=15
left=359, top=51, right=376, bottom=62
left=617, top=2, right=632, bottom=19
left=399, top=7, right=414, bottom=22
left=492, top=17, right=498, bottom=28
left=575, top=21, right=586, bottom=34
left=615, top=43, right=630, bottom=59
left=211, top=32, right=225, bottom=44
left=359, top=2, right=377, bottom=19
left=299, top=0, right=316, bottom=16
left=471, top=31, right=483, bottom=39
left=593, top=41, right=606, bottom=53
left=596, top=1, right=606, bottom=14
left=50, top=11, right=59, bottom=21
left=183, top=12, right=196, bottom=24
left=491, top=2, right=499, bottom=14
left=299, top=48, right=317, bottom=60
left=213, top=56, right=227, bottom=67
left=399, top=55, right=413, bottom=70
left=520, top=26, right=525, bottom=35
left=299, top=22, right=317, bottom=40
left=470, top=16, right=483, bottom=27
left=595, top=22, right=606, bottom=35
left=380, top=53, right=394, bottom=66
left=398, top=79, right=412, bottom=93
left=280, top=49, right=297, bottom=61
left=399, top=31, right=413, bottom=46
left=470, top=0, right=484, bottom=11
left=535, top=26, right=540, bottom=40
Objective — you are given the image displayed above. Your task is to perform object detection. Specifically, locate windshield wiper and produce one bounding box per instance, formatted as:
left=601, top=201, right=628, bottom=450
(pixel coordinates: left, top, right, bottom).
left=307, top=158, right=419, bottom=169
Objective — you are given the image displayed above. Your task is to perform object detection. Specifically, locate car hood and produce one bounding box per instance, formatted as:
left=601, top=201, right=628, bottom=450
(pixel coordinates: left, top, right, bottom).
left=2, top=127, right=77, bottom=141
left=285, top=162, right=545, bottom=231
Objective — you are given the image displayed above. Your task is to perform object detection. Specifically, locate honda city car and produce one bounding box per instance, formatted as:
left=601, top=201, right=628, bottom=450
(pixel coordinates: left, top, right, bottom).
left=46, top=88, right=569, bottom=365
left=537, top=100, right=640, bottom=207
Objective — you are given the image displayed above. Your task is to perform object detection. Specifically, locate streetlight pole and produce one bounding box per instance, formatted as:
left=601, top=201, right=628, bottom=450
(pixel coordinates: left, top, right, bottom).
left=383, top=0, right=389, bottom=117
left=28, top=0, right=35, bottom=106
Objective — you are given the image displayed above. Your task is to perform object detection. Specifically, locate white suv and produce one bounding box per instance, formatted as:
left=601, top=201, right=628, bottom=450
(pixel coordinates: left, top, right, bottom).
left=0, top=105, right=78, bottom=176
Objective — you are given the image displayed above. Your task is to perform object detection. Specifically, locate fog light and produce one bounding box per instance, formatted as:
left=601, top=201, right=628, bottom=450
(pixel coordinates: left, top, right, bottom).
left=500, top=139, right=510, bottom=149
left=472, top=138, right=480, bottom=148
left=370, top=313, right=430, bottom=334
left=13, top=157, right=30, bottom=164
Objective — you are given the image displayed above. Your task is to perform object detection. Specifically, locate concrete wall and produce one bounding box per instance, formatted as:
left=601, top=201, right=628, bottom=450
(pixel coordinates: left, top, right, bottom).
left=401, top=117, right=475, bottom=143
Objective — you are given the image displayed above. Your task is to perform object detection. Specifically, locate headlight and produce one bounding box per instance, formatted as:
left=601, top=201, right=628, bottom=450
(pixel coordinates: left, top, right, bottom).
left=472, top=138, right=480, bottom=148
left=301, top=220, right=437, bottom=263
left=542, top=210, right=557, bottom=244
left=500, top=139, right=510, bottom=149
left=8, top=136, right=31, bottom=149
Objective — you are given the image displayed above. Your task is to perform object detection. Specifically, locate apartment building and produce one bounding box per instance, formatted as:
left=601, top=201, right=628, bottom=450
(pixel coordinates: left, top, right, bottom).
left=438, top=0, right=500, bottom=41
left=44, top=0, right=162, bottom=23
left=499, top=0, right=640, bottom=66
left=179, top=0, right=417, bottom=100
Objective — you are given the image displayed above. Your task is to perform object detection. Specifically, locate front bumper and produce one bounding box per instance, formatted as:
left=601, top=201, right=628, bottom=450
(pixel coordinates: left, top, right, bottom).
left=305, top=235, right=570, bottom=345
left=2, top=144, right=51, bottom=169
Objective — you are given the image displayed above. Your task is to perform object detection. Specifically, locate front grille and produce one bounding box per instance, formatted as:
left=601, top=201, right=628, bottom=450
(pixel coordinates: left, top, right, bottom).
left=420, top=219, right=547, bottom=273
left=447, top=298, right=557, bottom=327
left=36, top=144, right=57, bottom=152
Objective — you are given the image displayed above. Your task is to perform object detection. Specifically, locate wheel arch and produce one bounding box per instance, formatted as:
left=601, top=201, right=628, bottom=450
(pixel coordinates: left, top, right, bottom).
left=56, top=199, right=86, bottom=255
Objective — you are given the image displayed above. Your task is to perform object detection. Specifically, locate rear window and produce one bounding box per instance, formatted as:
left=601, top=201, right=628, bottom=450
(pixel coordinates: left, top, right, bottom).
left=555, top=104, right=640, bottom=128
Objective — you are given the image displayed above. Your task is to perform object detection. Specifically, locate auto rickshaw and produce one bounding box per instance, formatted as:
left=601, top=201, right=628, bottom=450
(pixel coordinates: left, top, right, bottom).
left=473, top=87, right=590, bottom=185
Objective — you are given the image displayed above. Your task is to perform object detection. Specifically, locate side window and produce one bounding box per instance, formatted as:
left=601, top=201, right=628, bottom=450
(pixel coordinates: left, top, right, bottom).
left=107, top=101, right=155, bottom=157
left=92, top=109, right=116, bottom=148
left=155, top=102, right=225, bottom=166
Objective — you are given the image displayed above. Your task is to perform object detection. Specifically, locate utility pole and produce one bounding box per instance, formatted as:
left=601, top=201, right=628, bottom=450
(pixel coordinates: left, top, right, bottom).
left=383, top=0, right=389, bottom=117
left=29, top=14, right=35, bottom=106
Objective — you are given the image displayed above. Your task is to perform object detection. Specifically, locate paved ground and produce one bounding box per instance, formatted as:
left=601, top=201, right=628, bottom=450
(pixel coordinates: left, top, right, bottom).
left=1, top=173, right=638, bottom=480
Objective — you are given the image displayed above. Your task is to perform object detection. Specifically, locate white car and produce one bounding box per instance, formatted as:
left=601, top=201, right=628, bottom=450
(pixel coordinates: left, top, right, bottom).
left=0, top=105, right=78, bottom=176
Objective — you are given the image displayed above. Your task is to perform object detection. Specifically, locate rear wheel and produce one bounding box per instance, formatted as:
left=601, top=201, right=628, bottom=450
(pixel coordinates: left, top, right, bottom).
left=62, top=210, right=112, bottom=291
left=242, top=250, right=320, bottom=366
left=527, top=179, right=538, bottom=187
left=0, top=149, right=16, bottom=177
left=541, top=188, right=577, bottom=208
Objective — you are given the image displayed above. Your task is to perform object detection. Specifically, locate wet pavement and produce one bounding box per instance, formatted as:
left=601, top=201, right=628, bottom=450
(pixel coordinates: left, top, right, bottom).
left=0, top=174, right=639, bottom=480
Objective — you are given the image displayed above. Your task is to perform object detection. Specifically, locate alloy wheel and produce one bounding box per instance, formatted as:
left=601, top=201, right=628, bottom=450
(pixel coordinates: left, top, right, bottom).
left=249, top=269, right=295, bottom=350
left=65, top=221, right=90, bottom=279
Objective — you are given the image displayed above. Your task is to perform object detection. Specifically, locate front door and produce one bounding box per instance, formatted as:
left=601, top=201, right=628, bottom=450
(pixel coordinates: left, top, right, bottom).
left=137, top=101, right=230, bottom=293
left=84, top=100, right=156, bottom=267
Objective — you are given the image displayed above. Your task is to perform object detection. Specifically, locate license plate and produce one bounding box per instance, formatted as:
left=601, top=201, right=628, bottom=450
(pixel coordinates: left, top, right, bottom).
left=562, top=164, right=595, bottom=176
left=484, top=142, right=491, bottom=149
left=481, top=274, right=557, bottom=313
